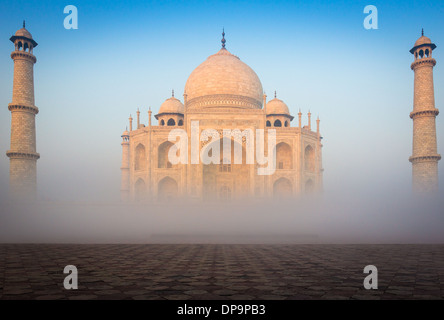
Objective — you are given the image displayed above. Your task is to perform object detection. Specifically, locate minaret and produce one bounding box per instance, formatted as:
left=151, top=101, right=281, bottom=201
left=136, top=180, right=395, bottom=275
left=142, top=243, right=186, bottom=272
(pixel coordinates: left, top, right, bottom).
left=409, top=30, right=441, bottom=193
left=298, top=109, right=302, bottom=128
left=136, top=108, right=140, bottom=129
left=307, top=111, right=311, bottom=130
left=148, top=107, right=152, bottom=127
left=316, top=116, right=320, bottom=135
left=6, top=22, right=40, bottom=200
left=120, top=129, right=130, bottom=201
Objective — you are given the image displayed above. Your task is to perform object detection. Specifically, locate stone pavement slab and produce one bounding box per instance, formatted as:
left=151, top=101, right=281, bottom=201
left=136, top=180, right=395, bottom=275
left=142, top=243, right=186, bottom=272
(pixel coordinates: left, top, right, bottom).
left=0, top=244, right=443, bottom=300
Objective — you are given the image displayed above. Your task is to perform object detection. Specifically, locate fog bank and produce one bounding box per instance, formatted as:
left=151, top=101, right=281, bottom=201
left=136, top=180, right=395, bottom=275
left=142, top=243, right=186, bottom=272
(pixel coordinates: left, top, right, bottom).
left=1, top=187, right=443, bottom=244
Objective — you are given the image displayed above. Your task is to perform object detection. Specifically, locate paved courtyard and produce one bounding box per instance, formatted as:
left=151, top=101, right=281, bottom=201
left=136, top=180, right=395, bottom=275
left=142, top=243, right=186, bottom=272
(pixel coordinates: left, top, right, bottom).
left=0, top=244, right=443, bottom=300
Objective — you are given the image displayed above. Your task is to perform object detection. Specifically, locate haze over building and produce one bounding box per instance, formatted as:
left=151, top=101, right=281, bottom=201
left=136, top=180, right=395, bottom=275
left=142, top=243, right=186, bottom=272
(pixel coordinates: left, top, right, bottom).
left=120, top=32, right=324, bottom=201
left=4, top=24, right=441, bottom=201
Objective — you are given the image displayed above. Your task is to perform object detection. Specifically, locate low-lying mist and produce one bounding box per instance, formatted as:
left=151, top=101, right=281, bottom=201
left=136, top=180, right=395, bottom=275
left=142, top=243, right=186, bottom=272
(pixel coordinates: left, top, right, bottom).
left=1, top=186, right=443, bottom=244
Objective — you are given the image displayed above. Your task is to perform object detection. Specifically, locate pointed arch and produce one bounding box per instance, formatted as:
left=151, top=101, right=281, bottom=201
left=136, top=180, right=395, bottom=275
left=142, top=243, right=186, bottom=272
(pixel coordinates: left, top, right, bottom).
left=275, top=142, right=292, bottom=170
left=160, top=119, right=165, bottom=126
left=135, top=144, right=146, bottom=171
left=158, top=176, right=178, bottom=201
left=274, top=119, right=282, bottom=127
left=266, top=120, right=271, bottom=127
left=167, top=118, right=175, bottom=126
left=304, top=145, right=315, bottom=172
left=273, top=177, right=292, bottom=198
left=202, top=137, right=250, bottom=201
left=178, top=119, right=183, bottom=126
left=158, top=141, right=174, bottom=168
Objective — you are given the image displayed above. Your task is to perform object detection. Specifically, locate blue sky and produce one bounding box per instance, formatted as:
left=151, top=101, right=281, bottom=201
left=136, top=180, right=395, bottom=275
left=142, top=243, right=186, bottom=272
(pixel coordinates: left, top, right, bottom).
left=0, top=0, right=444, bottom=200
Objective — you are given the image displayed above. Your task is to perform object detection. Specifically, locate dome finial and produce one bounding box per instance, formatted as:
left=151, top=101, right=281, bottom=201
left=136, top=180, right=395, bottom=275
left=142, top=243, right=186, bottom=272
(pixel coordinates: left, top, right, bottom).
left=221, top=28, right=226, bottom=49
left=23, top=20, right=25, bottom=28
left=172, top=89, right=174, bottom=97
left=422, top=28, right=424, bottom=36
left=274, top=90, right=277, bottom=99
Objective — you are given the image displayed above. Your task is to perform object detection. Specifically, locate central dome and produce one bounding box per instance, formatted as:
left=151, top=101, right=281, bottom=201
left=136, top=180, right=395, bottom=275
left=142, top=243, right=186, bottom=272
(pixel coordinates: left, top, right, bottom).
left=184, top=48, right=263, bottom=110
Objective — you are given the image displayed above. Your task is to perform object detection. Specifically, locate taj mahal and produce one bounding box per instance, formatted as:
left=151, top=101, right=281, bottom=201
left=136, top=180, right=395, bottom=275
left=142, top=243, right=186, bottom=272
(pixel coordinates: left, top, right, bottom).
left=119, top=31, right=323, bottom=201
left=4, top=25, right=441, bottom=201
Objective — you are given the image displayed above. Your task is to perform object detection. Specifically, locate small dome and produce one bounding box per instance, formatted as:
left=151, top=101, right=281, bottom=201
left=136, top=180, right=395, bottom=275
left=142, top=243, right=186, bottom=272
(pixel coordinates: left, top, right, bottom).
left=15, top=27, right=33, bottom=39
left=410, top=32, right=436, bottom=54
left=414, top=35, right=432, bottom=47
left=10, top=23, right=38, bottom=47
left=121, top=130, right=129, bottom=136
left=266, top=98, right=290, bottom=115
left=158, top=96, right=184, bottom=114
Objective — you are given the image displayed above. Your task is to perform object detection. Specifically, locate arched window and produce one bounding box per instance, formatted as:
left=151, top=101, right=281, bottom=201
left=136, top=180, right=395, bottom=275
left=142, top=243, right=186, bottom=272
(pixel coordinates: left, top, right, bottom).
left=425, top=49, right=430, bottom=57
left=275, top=142, right=292, bottom=170
left=167, top=118, right=175, bottom=126
left=304, top=145, right=315, bottom=172
left=285, top=120, right=289, bottom=127
left=178, top=119, right=183, bottom=126
left=135, top=144, right=146, bottom=171
left=160, top=119, right=165, bottom=126
left=266, top=120, right=271, bottom=127
left=419, top=49, right=424, bottom=59
left=274, top=119, right=282, bottom=127
left=18, top=41, right=22, bottom=50
left=415, top=52, right=418, bottom=59
left=158, top=141, right=174, bottom=168
left=24, top=42, right=29, bottom=52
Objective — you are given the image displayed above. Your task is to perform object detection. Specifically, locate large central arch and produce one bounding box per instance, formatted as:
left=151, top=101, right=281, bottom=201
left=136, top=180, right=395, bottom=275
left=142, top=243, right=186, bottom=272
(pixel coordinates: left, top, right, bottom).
left=202, top=137, right=251, bottom=201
